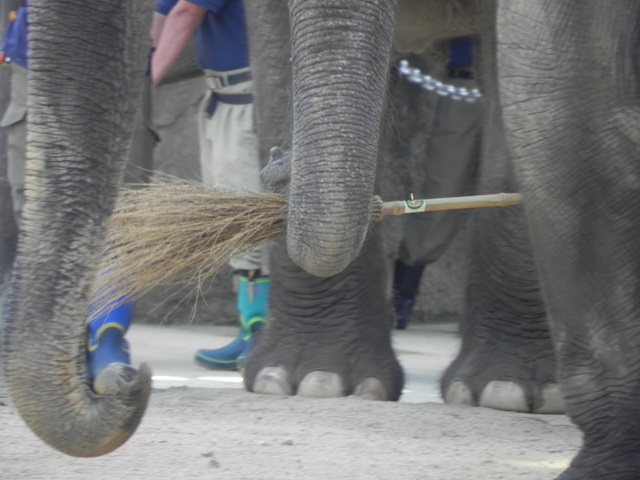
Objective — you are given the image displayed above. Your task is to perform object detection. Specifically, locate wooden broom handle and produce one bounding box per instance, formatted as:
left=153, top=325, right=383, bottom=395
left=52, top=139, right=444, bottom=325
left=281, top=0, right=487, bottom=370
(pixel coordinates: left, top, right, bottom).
left=371, top=193, right=523, bottom=221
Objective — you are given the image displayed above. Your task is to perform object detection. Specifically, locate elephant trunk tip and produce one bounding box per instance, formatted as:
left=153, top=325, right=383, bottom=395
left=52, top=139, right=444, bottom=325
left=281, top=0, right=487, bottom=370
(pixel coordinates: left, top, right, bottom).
left=10, top=362, right=153, bottom=458
left=288, top=247, right=355, bottom=278
left=286, top=228, right=365, bottom=278
left=285, top=194, right=372, bottom=277
left=92, top=361, right=152, bottom=397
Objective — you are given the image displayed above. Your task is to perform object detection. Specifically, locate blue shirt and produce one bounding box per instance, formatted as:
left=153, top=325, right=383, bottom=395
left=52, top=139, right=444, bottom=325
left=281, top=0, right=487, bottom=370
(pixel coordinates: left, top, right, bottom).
left=1, top=6, right=28, bottom=68
left=449, top=37, right=473, bottom=69
left=155, top=0, right=249, bottom=72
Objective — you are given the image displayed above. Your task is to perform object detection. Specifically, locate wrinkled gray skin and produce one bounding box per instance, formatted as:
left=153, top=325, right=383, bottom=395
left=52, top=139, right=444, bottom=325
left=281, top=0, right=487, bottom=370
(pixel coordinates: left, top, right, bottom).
left=242, top=0, right=557, bottom=407
left=3, top=0, right=154, bottom=457
left=5, top=0, right=640, bottom=477
left=242, top=0, right=404, bottom=401
left=245, top=0, right=640, bottom=478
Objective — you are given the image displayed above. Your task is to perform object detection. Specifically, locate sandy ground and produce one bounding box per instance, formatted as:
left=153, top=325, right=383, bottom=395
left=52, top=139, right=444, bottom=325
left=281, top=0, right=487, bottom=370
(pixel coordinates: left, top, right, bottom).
left=0, top=383, right=581, bottom=480
left=0, top=325, right=581, bottom=480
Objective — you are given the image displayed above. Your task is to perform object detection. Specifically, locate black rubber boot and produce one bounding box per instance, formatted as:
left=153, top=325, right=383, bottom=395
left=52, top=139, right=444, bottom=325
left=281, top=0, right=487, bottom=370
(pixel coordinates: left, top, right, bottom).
left=392, top=260, right=426, bottom=329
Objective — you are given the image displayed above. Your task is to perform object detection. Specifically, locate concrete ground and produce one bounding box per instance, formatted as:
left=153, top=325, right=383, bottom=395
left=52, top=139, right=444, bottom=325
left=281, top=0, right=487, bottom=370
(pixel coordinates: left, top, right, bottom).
left=128, top=322, right=460, bottom=403
left=4, top=321, right=582, bottom=480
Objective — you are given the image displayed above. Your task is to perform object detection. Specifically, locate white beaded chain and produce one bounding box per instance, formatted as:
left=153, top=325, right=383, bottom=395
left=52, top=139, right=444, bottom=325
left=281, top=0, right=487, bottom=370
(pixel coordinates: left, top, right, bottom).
left=397, top=59, right=482, bottom=103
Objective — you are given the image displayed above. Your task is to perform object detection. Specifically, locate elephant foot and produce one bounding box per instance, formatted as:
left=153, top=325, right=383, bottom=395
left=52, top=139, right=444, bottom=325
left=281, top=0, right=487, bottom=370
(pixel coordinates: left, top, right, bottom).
left=557, top=467, right=637, bottom=480
left=251, top=366, right=389, bottom=399
left=443, top=379, right=564, bottom=413
left=441, top=342, right=564, bottom=413
left=555, top=447, right=640, bottom=480
left=243, top=230, right=404, bottom=401
left=242, top=313, right=404, bottom=401
left=244, top=338, right=403, bottom=401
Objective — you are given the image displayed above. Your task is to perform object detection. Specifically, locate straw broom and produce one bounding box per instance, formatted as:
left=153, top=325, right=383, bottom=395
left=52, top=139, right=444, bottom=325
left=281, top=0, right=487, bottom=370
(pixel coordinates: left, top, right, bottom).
left=91, top=180, right=521, bottom=316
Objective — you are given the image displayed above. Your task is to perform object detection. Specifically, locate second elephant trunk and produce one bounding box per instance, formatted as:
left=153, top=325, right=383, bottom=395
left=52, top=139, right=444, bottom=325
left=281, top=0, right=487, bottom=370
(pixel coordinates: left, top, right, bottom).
left=286, top=0, right=397, bottom=277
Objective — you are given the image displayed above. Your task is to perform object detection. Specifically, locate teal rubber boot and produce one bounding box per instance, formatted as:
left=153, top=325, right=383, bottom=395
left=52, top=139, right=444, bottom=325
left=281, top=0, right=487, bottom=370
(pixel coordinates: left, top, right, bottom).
left=86, top=299, right=133, bottom=382
left=195, top=273, right=270, bottom=370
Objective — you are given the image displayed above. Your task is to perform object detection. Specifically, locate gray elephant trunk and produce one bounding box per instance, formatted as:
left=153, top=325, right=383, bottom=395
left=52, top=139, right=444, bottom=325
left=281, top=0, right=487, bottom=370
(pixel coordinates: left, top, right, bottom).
left=286, top=0, right=397, bottom=277
left=3, top=0, right=153, bottom=457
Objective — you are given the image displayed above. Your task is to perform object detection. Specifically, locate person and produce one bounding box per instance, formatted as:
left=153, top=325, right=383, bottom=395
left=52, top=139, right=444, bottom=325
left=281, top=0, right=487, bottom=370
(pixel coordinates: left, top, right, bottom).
left=152, top=0, right=269, bottom=370
left=0, top=4, right=156, bottom=382
left=1, top=5, right=27, bottom=225
left=393, top=37, right=481, bottom=329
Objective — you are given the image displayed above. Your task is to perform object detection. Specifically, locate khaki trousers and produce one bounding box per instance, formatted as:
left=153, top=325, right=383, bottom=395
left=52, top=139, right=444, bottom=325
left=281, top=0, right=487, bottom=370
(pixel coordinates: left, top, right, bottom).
left=198, top=68, right=267, bottom=273
left=0, top=63, right=27, bottom=224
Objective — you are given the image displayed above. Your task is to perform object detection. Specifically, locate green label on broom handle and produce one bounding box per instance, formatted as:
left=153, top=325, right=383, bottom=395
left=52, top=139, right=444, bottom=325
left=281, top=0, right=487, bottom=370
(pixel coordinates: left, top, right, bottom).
left=381, top=193, right=523, bottom=217
left=404, top=199, right=426, bottom=212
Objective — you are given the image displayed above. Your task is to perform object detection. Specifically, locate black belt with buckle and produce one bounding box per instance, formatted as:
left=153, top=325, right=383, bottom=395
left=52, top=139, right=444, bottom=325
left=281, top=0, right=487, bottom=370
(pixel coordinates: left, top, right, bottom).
left=448, top=67, right=474, bottom=80
left=224, top=70, right=252, bottom=86
left=210, top=70, right=253, bottom=88
left=206, top=92, right=254, bottom=116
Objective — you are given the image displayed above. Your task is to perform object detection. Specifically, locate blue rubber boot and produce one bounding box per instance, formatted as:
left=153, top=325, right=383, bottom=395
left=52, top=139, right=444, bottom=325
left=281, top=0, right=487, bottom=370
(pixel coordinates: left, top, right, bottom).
left=195, top=273, right=270, bottom=370
left=86, top=300, right=133, bottom=382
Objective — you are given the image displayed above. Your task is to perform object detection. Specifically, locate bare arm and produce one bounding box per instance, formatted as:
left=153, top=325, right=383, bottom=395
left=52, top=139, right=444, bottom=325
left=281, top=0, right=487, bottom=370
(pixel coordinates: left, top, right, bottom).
left=150, top=11, right=168, bottom=47
left=151, top=0, right=206, bottom=86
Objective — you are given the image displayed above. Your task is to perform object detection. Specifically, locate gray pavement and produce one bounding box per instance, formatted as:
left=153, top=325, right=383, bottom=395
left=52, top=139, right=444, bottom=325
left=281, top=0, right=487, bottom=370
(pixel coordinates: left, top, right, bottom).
left=128, top=322, right=460, bottom=404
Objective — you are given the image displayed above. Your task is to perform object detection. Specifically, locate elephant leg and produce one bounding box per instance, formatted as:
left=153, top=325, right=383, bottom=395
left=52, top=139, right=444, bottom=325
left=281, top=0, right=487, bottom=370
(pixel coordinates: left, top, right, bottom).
left=440, top=4, right=561, bottom=414
left=440, top=92, right=561, bottom=414
left=244, top=0, right=293, bottom=166
left=441, top=205, right=562, bottom=414
left=243, top=231, right=404, bottom=401
left=242, top=1, right=402, bottom=400
left=498, top=1, right=640, bottom=477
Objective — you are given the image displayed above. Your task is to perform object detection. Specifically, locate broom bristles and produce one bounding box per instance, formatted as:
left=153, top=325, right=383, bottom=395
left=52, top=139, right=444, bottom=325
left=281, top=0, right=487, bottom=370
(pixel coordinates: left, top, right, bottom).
left=91, top=180, right=287, bottom=318
left=91, top=178, right=522, bottom=318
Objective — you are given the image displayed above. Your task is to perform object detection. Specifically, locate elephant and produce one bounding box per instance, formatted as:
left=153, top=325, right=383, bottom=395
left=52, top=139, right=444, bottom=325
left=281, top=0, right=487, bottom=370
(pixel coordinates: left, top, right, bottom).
left=241, top=0, right=559, bottom=408
left=241, top=0, right=640, bottom=478
left=4, top=1, right=640, bottom=479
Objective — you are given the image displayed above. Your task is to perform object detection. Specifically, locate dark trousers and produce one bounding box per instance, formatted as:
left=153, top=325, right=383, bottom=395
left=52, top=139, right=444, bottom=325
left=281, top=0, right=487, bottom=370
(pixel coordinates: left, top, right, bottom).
left=398, top=76, right=481, bottom=267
